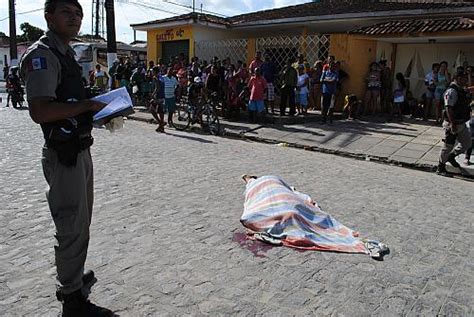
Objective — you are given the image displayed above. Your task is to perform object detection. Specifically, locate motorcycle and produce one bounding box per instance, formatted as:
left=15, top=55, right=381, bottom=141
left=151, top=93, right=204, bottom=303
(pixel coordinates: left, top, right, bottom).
left=7, top=83, right=24, bottom=109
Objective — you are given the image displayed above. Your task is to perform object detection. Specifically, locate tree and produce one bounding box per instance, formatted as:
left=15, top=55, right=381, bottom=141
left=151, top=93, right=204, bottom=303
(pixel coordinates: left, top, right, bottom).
left=16, top=23, right=44, bottom=42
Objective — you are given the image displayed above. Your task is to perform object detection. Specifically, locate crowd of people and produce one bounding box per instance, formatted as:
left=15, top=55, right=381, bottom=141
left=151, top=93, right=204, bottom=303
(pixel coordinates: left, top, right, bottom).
left=91, top=51, right=473, bottom=126
left=88, top=51, right=353, bottom=127
left=360, top=58, right=473, bottom=124
left=102, top=51, right=469, bottom=168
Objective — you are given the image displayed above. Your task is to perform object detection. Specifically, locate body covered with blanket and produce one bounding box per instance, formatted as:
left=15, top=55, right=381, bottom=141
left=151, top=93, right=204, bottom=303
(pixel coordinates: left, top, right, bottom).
left=241, top=175, right=388, bottom=258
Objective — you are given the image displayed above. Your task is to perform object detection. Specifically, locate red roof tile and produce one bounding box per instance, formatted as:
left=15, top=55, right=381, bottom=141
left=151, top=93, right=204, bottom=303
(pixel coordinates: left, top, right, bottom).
left=131, top=13, right=229, bottom=28
left=228, top=0, right=473, bottom=25
left=131, top=0, right=474, bottom=28
left=350, top=17, right=474, bottom=35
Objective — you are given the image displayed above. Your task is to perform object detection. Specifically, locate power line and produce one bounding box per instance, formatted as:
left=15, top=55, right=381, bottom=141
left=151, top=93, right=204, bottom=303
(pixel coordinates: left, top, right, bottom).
left=0, top=7, right=42, bottom=22
left=161, top=0, right=227, bottom=17
left=129, top=1, right=185, bottom=16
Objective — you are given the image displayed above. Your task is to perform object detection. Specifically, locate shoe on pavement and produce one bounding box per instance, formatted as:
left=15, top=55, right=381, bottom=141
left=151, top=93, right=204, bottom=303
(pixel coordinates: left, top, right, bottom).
left=436, top=163, right=452, bottom=177
left=61, top=289, right=114, bottom=317
left=82, top=270, right=96, bottom=288
left=57, top=270, right=97, bottom=301
left=447, top=153, right=461, bottom=168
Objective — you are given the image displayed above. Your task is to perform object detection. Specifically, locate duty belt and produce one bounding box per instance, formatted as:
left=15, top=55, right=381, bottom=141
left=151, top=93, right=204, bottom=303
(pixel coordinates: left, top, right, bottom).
left=46, top=135, right=94, bottom=167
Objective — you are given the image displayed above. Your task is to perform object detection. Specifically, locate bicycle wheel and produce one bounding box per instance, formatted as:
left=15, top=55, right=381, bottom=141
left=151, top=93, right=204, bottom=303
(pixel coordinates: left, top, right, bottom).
left=170, top=100, right=191, bottom=131
left=200, top=104, right=221, bottom=135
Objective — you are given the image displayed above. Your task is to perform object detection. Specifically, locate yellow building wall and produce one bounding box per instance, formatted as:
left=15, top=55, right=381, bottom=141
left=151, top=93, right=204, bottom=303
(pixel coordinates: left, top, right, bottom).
left=247, top=38, right=256, bottom=65
left=330, top=34, right=378, bottom=103
left=146, top=25, right=194, bottom=64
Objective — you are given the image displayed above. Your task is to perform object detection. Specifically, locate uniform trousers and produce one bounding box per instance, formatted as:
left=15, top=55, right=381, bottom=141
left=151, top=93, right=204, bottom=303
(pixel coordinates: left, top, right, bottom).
left=42, top=146, right=93, bottom=294
left=439, top=121, right=472, bottom=164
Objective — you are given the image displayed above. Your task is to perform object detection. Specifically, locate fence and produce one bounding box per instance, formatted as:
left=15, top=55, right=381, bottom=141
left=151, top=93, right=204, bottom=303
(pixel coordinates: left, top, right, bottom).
left=194, top=34, right=331, bottom=70
left=256, top=34, right=331, bottom=72
left=195, top=38, right=248, bottom=65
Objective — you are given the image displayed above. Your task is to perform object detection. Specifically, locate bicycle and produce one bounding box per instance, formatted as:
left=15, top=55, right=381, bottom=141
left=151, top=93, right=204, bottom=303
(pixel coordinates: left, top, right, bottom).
left=170, top=94, right=221, bottom=135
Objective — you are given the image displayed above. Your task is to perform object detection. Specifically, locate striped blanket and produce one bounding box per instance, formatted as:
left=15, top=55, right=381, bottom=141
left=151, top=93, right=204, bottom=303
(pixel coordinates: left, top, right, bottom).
left=241, top=176, right=384, bottom=256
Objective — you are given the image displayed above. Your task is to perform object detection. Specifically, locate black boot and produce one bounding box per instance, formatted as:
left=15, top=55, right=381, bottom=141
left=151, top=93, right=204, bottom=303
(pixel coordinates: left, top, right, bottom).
left=83, top=270, right=96, bottom=287
left=436, top=163, right=452, bottom=177
left=321, top=113, right=327, bottom=124
left=447, top=153, right=461, bottom=168
left=57, top=270, right=97, bottom=302
left=61, top=289, right=114, bottom=317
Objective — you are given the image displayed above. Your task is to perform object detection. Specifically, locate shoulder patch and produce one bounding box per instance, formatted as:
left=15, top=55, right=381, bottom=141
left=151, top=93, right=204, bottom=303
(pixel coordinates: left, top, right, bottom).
left=27, top=57, right=48, bottom=71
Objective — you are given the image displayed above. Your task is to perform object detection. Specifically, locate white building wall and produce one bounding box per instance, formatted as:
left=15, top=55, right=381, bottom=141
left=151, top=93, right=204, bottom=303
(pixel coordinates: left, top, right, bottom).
left=193, top=25, right=248, bottom=64
left=192, top=25, right=243, bottom=42
left=0, top=45, right=31, bottom=79
left=394, top=43, right=474, bottom=98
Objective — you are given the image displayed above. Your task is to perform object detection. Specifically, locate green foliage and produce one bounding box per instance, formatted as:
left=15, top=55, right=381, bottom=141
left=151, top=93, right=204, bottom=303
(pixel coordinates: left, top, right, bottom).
left=16, top=23, right=44, bottom=42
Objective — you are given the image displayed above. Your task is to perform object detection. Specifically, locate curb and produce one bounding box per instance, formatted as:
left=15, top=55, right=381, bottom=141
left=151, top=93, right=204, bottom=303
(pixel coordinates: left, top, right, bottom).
left=127, top=114, right=473, bottom=180
left=222, top=130, right=437, bottom=173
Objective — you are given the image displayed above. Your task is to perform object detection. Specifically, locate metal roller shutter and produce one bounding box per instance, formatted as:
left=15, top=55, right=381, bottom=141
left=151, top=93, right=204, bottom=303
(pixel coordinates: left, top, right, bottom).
left=162, top=40, right=189, bottom=65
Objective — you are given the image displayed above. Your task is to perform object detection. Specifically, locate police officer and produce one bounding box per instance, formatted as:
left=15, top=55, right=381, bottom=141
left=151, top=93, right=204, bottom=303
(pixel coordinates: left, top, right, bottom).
left=6, top=66, right=23, bottom=108
left=20, top=1, right=113, bottom=316
left=437, top=69, right=472, bottom=176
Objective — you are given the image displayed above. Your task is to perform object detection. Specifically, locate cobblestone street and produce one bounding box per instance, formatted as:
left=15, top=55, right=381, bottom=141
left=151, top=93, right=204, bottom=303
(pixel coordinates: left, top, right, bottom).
left=1, top=105, right=473, bottom=316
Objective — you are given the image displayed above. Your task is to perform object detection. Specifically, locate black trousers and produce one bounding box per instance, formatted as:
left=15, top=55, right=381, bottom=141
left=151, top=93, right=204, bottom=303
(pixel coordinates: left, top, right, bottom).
left=280, top=86, right=295, bottom=115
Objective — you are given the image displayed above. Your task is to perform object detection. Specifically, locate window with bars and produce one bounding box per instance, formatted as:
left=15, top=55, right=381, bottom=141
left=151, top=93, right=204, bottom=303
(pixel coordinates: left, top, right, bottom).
left=195, top=39, right=248, bottom=65
left=257, top=34, right=331, bottom=72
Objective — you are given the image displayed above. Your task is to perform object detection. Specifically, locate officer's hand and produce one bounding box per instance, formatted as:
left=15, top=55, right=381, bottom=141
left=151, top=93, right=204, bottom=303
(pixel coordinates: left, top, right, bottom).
left=450, top=124, right=457, bottom=134
left=86, top=100, right=107, bottom=113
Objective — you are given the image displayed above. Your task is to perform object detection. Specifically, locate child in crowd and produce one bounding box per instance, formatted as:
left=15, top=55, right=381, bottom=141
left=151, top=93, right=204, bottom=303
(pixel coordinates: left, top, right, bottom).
left=188, top=76, right=204, bottom=123
left=247, top=68, right=267, bottom=123
left=408, top=92, right=424, bottom=119
left=392, top=72, right=406, bottom=121
left=343, top=94, right=359, bottom=120
left=296, top=65, right=310, bottom=115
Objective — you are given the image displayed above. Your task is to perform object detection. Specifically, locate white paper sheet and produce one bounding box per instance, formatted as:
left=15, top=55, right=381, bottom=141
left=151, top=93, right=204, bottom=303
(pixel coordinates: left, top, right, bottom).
left=93, top=96, right=131, bottom=121
left=91, top=86, right=132, bottom=105
left=91, top=87, right=133, bottom=122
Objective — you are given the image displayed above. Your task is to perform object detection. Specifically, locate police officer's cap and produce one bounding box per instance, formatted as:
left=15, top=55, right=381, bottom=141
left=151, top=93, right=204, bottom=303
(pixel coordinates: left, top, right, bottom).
left=45, top=0, right=83, bottom=15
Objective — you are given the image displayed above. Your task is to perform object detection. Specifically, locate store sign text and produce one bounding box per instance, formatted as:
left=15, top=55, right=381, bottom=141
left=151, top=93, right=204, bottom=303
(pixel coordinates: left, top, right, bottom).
left=157, top=28, right=186, bottom=42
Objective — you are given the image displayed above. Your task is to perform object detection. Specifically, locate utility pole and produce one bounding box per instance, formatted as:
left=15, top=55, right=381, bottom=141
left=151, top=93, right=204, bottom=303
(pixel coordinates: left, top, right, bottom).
left=105, top=0, right=117, bottom=74
left=92, top=0, right=106, bottom=38
left=9, top=0, right=18, bottom=66
left=95, top=0, right=100, bottom=37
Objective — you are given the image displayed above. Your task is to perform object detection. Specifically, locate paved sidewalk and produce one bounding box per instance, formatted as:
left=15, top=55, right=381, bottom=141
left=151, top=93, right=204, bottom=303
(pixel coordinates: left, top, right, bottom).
left=129, top=109, right=474, bottom=177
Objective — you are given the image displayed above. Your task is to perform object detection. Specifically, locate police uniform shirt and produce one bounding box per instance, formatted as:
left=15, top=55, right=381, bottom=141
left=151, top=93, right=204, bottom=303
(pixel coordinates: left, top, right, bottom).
left=20, top=30, right=75, bottom=101
left=443, top=83, right=459, bottom=108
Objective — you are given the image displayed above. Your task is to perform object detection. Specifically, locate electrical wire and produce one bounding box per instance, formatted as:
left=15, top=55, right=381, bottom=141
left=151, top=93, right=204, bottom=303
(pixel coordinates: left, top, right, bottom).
left=118, top=2, right=131, bottom=25
left=129, top=1, right=186, bottom=16
left=0, top=7, right=43, bottom=22
left=161, top=0, right=227, bottom=17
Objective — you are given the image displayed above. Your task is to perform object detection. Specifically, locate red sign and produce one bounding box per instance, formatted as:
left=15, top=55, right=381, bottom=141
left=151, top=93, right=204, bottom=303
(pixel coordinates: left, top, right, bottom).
left=156, top=28, right=186, bottom=42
